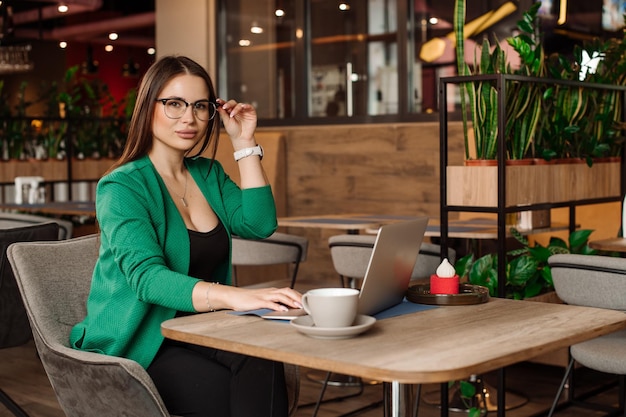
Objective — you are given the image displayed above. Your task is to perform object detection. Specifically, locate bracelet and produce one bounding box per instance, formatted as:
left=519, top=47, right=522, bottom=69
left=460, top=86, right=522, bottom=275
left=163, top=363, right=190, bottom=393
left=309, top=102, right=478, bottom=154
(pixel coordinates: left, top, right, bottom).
left=205, top=282, right=219, bottom=312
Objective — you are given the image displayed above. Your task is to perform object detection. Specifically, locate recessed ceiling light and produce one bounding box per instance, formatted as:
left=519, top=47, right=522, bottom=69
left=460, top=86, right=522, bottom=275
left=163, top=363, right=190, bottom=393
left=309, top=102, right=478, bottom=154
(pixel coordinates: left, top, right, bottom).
left=109, top=33, right=118, bottom=41
left=105, top=44, right=114, bottom=52
left=59, top=41, right=67, bottom=49
left=58, top=4, right=69, bottom=13
left=250, top=22, right=263, bottom=34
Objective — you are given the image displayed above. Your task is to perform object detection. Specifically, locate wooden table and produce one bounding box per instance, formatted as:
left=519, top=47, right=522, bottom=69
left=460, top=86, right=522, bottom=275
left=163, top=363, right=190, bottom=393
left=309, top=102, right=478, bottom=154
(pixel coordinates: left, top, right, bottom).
left=278, top=214, right=571, bottom=239
left=277, top=214, right=385, bottom=233
left=0, top=201, right=96, bottom=217
left=161, top=298, right=626, bottom=417
left=589, top=237, right=626, bottom=253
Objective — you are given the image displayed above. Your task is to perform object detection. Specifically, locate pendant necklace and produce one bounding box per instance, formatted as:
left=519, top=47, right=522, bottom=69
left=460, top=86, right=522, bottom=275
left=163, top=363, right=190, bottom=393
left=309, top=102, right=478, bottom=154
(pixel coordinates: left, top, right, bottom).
left=165, top=170, right=189, bottom=207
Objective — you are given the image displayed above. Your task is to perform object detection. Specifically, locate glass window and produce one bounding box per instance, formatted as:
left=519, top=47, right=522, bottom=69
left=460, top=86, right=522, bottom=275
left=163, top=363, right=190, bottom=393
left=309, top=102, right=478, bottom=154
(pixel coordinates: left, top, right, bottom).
left=309, top=0, right=399, bottom=118
left=220, top=1, right=298, bottom=119
left=218, top=0, right=447, bottom=123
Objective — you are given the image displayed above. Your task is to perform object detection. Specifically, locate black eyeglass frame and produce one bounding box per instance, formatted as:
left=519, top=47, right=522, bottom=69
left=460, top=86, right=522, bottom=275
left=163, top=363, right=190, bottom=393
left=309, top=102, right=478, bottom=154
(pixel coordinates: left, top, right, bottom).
left=155, top=97, right=219, bottom=121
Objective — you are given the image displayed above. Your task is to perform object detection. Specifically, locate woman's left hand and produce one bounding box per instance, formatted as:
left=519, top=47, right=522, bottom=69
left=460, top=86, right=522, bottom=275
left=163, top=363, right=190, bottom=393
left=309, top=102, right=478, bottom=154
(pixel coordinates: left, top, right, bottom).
left=216, top=98, right=257, bottom=148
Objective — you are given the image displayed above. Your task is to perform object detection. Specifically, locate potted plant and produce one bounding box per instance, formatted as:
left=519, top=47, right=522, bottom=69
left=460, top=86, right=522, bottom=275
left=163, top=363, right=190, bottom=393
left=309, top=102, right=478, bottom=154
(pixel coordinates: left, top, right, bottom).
left=505, top=3, right=544, bottom=162
left=454, top=228, right=598, bottom=299
left=446, top=1, right=623, bottom=208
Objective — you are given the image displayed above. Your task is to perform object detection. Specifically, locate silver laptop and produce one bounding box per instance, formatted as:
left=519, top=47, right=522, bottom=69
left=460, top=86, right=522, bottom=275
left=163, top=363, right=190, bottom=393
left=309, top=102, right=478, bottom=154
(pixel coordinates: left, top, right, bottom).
left=263, top=217, right=429, bottom=319
left=357, top=217, right=428, bottom=315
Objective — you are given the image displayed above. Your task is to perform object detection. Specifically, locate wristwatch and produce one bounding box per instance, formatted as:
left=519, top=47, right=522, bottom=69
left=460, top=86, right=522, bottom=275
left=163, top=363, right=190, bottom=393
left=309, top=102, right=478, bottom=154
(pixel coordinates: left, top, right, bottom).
left=233, top=145, right=263, bottom=161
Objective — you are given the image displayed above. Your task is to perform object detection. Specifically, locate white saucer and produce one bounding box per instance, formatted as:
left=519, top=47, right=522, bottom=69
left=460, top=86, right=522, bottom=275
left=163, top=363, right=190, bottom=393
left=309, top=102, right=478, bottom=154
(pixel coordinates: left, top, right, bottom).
left=290, top=314, right=376, bottom=340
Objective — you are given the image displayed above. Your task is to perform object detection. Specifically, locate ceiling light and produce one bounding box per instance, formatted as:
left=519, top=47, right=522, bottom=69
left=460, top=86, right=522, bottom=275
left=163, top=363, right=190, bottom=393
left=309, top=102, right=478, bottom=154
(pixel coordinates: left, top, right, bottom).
left=339, top=3, right=350, bottom=11
left=147, top=47, right=156, bottom=55
left=59, top=41, right=67, bottom=49
left=105, top=44, right=113, bottom=52
left=275, top=8, right=285, bottom=17
left=58, top=4, right=69, bottom=13
left=239, top=39, right=251, bottom=47
left=108, top=32, right=118, bottom=41
left=250, top=22, right=263, bottom=34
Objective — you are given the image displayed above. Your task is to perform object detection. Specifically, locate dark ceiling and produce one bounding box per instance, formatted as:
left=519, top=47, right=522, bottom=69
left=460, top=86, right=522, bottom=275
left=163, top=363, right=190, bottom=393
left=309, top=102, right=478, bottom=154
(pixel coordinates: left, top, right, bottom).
left=1, top=0, right=155, bottom=47
left=0, top=0, right=612, bottom=52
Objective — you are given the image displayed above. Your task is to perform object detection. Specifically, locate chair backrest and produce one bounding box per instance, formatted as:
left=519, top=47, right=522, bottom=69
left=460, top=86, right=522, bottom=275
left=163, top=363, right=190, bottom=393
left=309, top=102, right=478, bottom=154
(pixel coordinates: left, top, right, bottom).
left=232, top=232, right=308, bottom=289
left=0, top=212, right=73, bottom=240
left=232, top=232, right=308, bottom=266
left=7, top=234, right=173, bottom=417
left=0, top=222, right=59, bottom=348
left=328, top=234, right=456, bottom=282
left=548, top=254, right=626, bottom=310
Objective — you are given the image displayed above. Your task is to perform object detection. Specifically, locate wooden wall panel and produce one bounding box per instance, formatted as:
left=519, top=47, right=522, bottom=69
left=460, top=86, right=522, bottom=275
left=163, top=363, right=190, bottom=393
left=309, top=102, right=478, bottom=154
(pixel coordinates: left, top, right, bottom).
left=258, top=121, right=467, bottom=285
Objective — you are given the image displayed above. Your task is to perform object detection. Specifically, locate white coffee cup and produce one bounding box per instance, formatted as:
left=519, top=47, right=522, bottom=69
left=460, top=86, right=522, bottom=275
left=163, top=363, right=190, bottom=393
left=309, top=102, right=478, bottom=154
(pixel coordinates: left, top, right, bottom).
left=301, top=287, right=359, bottom=328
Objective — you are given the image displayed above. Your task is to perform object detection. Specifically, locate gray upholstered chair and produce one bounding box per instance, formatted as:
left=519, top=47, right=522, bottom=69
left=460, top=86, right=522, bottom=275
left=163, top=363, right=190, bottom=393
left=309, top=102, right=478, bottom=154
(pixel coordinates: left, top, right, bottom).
left=547, top=253, right=626, bottom=417
left=232, top=232, right=309, bottom=288
left=0, top=222, right=60, bottom=417
left=328, top=234, right=456, bottom=287
left=0, top=212, right=73, bottom=240
left=7, top=234, right=300, bottom=417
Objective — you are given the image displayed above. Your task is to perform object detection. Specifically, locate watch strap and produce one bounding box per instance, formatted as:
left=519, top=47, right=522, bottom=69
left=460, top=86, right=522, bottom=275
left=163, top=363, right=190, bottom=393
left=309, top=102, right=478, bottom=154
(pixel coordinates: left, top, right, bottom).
left=233, top=145, right=263, bottom=161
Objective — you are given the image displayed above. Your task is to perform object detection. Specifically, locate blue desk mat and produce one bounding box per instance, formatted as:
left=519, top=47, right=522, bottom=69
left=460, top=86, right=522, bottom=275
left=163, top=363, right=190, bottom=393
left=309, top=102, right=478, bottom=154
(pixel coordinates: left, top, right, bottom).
left=232, top=299, right=437, bottom=321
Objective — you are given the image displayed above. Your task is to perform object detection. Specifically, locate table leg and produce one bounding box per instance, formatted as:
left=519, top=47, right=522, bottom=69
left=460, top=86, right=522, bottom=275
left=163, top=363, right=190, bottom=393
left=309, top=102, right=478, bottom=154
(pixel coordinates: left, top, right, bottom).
left=383, top=382, right=417, bottom=417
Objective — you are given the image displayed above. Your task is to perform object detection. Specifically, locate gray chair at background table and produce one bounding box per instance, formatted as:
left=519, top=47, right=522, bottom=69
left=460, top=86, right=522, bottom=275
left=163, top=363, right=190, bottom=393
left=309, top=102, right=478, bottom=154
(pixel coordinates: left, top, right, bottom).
left=0, top=222, right=60, bottom=417
left=547, top=253, right=626, bottom=417
left=232, top=232, right=309, bottom=288
left=7, top=234, right=300, bottom=417
left=329, top=234, right=456, bottom=288
left=0, top=212, right=73, bottom=240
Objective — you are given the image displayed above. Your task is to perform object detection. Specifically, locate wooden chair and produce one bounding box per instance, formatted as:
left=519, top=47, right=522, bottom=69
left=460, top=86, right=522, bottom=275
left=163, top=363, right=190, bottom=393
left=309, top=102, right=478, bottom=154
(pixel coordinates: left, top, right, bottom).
left=547, top=253, right=626, bottom=417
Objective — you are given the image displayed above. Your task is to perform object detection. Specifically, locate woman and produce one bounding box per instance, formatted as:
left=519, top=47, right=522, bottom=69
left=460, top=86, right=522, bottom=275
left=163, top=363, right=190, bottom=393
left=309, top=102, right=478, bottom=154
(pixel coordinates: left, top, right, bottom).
left=70, top=55, right=302, bottom=417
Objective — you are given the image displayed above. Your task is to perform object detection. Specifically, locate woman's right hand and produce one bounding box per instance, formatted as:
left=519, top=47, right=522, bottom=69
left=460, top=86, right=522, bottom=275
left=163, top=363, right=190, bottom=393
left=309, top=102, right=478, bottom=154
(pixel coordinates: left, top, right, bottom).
left=193, top=282, right=302, bottom=313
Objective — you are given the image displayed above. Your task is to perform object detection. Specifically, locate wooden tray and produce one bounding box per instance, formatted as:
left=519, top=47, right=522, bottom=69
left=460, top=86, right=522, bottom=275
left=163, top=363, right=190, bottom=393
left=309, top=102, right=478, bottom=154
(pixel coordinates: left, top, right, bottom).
left=406, top=284, right=490, bottom=305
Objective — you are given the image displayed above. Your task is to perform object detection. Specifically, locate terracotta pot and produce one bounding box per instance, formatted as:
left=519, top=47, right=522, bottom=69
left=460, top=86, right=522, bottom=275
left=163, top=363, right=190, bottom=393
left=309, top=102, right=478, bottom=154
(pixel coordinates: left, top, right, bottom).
left=464, top=159, right=498, bottom=166
left=553, top=158, right=586, bottom=164
left=506, top=159, right=534, bottom=166
left=532, top=158, right=556, bottom=165
left=592, top=156, right=622, bottom=163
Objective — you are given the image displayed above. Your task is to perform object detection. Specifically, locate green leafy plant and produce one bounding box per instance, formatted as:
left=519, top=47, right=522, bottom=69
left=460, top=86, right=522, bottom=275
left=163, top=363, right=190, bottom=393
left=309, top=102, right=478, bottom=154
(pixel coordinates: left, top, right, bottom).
left=455, top=229, right=597, bottom=299
left=505, top=2, right=544, bottom=160
left=455, top=0, right=507, bottom=161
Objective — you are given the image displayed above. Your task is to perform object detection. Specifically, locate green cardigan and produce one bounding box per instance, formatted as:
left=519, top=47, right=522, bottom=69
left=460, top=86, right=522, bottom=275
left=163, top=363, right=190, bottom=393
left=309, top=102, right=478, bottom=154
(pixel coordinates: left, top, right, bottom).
left=69, top=155, right=277, bottom=368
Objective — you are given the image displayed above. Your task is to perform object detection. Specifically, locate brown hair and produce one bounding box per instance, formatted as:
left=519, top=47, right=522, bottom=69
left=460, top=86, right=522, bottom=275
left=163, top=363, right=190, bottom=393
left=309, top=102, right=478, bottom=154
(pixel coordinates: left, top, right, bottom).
left=107, top=55, right=220, bottom=174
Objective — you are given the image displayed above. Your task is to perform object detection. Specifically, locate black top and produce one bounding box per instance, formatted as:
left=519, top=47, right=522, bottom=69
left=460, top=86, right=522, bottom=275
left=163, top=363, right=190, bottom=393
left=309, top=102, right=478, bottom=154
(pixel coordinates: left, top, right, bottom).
left=187, top=221, right=229, bottom=281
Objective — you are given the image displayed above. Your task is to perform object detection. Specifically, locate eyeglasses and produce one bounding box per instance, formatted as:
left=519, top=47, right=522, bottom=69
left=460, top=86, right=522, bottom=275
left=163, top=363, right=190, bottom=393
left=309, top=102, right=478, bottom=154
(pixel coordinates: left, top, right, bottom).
left=155, top=98, right=218, bottom=121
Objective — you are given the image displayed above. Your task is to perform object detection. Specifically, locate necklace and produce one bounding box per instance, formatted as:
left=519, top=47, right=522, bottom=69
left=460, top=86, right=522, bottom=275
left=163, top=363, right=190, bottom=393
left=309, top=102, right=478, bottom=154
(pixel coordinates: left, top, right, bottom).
left=165, top=170, right=189, bottom=207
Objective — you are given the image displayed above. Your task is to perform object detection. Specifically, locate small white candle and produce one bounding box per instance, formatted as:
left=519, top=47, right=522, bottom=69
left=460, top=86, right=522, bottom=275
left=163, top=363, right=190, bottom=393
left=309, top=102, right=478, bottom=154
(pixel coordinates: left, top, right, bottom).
left=436, top=258, right=456, bottom=278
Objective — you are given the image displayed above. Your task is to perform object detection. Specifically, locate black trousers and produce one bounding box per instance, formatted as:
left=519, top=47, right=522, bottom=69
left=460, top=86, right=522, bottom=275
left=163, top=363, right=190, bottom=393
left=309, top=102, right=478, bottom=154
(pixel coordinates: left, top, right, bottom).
left=148, top=339, right=288, bottom=417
